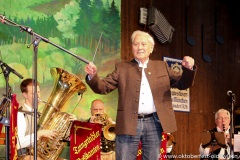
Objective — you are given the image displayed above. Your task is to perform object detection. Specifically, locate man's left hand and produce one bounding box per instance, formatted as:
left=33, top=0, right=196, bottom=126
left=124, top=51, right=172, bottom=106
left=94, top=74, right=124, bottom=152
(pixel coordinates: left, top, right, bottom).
left=182, top=56, right=194, bottom=70
left=69, top=113, right=77, bottom=121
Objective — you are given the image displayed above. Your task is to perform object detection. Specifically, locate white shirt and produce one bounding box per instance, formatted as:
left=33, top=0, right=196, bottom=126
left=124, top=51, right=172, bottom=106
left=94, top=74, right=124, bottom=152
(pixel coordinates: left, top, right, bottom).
left=199, top=127, right=231, bottom=159
left=17, top=104, right=35, bottom=149
left=136, top=59, right=156, bottom=114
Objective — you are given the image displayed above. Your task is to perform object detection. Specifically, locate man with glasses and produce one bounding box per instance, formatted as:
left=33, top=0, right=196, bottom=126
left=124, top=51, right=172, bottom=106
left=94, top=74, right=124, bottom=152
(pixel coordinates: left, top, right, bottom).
left=199, top=109, right=231, bottom=159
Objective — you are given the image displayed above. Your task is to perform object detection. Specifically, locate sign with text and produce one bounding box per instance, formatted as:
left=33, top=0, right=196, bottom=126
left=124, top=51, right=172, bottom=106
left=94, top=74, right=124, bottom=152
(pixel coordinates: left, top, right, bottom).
left=11, top=94, right=19, bottom=160
left=70, top=121, right=102, bottom=160
left=163, top=57, right=190, bottom=112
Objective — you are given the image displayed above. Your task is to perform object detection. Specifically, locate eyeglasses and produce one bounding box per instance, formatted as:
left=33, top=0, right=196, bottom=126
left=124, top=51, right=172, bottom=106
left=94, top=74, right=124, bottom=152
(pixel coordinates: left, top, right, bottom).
left=217, top=117, right=230, bottom=121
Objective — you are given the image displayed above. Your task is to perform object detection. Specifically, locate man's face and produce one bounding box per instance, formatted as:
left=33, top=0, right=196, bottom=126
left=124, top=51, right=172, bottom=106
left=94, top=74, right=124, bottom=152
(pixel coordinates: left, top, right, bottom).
left=23, top=84, right=41, bottom=107
left=132, top=34, right=153, bottom=63
left=215, top=111, right=230, bottom=130
left=91, top=101, right=104, bottom=116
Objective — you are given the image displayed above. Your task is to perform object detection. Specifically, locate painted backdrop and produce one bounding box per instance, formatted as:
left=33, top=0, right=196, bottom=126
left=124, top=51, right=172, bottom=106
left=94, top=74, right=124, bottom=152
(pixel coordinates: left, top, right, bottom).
left=0, top=0, right=121, bottom=121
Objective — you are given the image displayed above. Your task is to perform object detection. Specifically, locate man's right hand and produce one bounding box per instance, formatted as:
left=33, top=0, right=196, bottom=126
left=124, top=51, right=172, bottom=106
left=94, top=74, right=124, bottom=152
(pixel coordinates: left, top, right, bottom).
left=89, top=116, right=97, bottom=123
left=89, top=115, right=103, bottom=124
left=85, top=62, right=97, bottom=79
left=37, top=130, right=58, bottom=139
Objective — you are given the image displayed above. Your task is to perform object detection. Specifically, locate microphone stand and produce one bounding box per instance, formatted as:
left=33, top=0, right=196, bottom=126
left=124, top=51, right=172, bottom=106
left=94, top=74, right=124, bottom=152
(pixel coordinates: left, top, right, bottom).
left=0, top=60, right=23, bottom=160
left=32, top=35, right=39, bottom=160
left=0, top=14, right=90, bottom=160
left=0, top=14, right=90, bottom=64
left=228, top=93, right=235, bottom=160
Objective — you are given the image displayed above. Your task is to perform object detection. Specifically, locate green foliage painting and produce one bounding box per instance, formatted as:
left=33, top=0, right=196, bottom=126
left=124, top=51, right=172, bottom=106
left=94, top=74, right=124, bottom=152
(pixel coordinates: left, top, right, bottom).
left=0, top=0, right=121, bottom=121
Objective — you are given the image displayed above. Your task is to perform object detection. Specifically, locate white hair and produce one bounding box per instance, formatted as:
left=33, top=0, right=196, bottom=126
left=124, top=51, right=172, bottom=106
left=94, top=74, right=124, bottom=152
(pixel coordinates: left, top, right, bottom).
left=131, top=30, right=155, bottom=46
left=215, top=108, right=230, bottom=120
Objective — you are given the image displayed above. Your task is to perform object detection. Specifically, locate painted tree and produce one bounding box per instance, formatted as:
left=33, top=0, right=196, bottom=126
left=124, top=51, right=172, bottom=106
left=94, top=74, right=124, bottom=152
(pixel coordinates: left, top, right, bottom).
left=74, top=0, right=92, bottom=48
left=54, top=1, right=80, bottom=40
left=108, top=0, right=120, bottom=51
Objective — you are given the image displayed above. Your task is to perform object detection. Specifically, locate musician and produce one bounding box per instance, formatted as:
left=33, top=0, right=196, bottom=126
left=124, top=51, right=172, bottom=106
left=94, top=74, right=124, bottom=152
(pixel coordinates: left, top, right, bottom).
left=199, top=109, right=233, bottom=160
left=88, top=99, right=116, bottom=160
left=88, top=99, right=114, bottom=124
left=84, top=30, right=197, bottom=160
left=17, top=78, right=76, bottom=160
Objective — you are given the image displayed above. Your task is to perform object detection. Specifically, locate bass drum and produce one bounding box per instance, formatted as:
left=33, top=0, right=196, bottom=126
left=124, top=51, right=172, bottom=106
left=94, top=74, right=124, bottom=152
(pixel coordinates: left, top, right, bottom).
left=166, top=133, right=175, bottom=153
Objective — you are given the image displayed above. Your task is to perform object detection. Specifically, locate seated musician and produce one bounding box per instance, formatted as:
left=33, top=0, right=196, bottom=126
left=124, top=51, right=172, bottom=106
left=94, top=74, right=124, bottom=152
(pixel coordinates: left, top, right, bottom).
left=88, top=99, right=116, bottom=160
left=199, top=108, right=234, bottom=160
left=17, top=78, right=76, bottom=160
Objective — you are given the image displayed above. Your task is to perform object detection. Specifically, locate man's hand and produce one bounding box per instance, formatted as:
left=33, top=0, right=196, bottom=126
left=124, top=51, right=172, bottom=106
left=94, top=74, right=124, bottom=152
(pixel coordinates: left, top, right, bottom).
left=224, top=132, right=234, bottom=145
left=37, top=130, right=58, bottom=139
left=68, top=113, right=77, bottom=121
left=89, top=115, right=103, bottom=124
left=85, top=62, right=97, bottom=79
left=107, top=117, right=116, bottom=124
left=182, top=56, right=194, bottom=70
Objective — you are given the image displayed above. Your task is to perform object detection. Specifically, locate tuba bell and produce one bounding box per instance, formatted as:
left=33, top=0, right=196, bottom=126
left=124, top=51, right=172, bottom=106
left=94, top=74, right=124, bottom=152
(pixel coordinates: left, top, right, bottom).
left=37, top=67, right=87, bottom=160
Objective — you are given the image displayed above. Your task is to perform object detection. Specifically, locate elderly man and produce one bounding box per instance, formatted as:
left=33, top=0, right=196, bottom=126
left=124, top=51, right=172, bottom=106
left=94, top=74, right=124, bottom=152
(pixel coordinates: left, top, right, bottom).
left=85, top=30, right=197, bottom=160
left=199, top=109, right=232, bottom=160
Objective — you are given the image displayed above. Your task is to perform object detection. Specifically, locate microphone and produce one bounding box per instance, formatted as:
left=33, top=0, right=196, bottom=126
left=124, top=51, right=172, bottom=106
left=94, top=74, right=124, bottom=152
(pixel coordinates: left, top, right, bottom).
left=0, top=60, right=23, bottom=79
left=227, top=90, right=234, bottom=96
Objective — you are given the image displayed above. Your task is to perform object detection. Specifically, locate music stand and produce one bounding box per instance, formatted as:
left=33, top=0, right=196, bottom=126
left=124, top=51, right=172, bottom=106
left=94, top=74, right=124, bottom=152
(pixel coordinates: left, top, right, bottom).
left=201, top=131, right=227, bottom=159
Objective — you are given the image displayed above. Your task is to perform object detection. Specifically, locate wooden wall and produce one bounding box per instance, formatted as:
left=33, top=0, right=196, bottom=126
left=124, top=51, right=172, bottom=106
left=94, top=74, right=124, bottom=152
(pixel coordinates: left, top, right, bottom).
left=121, top=0, right=240, bottom=157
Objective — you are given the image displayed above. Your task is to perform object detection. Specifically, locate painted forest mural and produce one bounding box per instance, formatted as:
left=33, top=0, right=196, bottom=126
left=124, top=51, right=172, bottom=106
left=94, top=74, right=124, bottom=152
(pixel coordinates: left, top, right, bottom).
left=0, top=0, right=121, bottom=121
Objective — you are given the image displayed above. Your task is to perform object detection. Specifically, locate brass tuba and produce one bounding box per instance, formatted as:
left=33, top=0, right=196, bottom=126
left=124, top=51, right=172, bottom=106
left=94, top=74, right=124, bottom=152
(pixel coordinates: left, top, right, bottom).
left=37, top=67, right=87, bottom=160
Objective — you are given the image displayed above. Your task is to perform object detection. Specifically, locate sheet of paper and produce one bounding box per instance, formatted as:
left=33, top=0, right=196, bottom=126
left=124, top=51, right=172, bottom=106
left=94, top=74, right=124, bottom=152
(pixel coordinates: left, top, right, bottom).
left=234, top=134, right=240, bottom=152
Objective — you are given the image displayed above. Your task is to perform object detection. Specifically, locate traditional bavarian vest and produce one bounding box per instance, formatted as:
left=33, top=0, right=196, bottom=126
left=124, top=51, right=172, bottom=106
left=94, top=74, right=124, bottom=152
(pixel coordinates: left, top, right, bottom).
left=18, top=105, right=40, bottom=135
